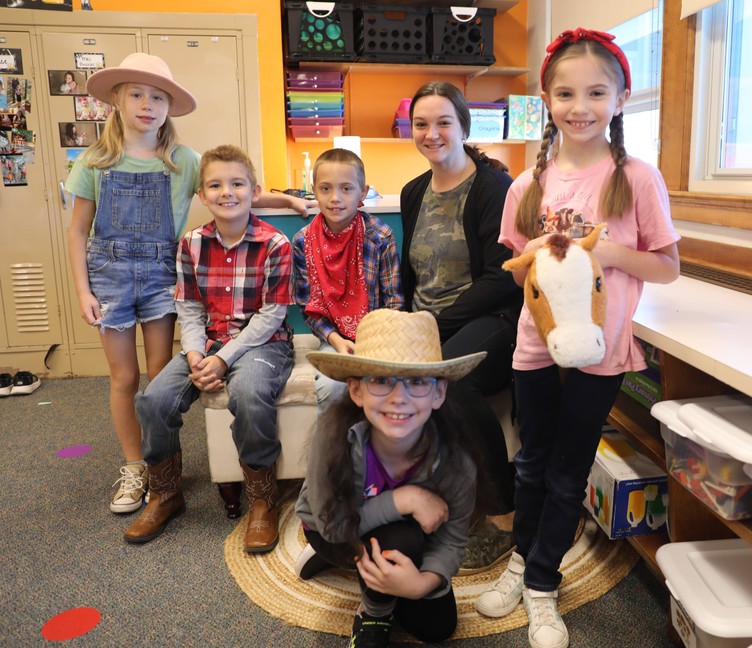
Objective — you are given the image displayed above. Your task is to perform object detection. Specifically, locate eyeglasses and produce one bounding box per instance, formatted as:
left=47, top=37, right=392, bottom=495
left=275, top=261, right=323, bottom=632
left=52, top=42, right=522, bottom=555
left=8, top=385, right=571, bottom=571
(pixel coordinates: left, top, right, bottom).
left=361, top=376, right=438, bottom=398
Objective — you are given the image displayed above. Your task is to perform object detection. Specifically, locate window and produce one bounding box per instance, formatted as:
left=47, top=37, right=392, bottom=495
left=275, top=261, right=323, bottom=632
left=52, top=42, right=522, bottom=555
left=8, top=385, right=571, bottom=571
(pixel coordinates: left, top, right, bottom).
left=611, top=6, right=663, bottom=168
left=690, top=0, right=752, bottom=194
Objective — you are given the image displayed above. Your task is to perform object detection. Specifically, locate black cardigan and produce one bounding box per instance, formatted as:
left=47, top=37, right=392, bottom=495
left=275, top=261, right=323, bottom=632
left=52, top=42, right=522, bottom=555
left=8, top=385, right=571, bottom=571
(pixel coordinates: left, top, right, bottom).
left=400, top=157, right=523, bottom=342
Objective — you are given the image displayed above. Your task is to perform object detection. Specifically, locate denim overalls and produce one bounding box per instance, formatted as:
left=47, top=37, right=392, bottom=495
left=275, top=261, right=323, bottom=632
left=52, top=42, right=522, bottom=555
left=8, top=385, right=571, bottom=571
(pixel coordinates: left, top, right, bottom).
left=86, top=166, right=178, bottom=331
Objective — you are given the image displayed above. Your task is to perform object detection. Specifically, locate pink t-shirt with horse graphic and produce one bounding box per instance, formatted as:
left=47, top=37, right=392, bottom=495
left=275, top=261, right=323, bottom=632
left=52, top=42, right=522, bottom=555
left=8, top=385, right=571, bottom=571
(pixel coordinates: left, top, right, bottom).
left=499, top=155, right=679, bottom=376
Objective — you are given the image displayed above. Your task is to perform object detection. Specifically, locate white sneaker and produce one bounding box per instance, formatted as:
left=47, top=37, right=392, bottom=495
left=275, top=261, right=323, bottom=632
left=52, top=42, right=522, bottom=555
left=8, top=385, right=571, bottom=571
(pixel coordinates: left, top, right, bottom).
left=475, top=551, right=526, bottom=617
left=110, top=463, right=148, bottom=513
left=522, top=587, right=569, bottom=648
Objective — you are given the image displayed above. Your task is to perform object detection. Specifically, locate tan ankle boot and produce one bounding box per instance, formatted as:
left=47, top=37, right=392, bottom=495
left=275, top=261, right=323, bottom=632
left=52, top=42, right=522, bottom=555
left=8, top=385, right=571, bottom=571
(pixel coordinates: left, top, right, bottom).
left=124, top=453, right=185, bottom=544
left=240, top=462, right=278, bottom=553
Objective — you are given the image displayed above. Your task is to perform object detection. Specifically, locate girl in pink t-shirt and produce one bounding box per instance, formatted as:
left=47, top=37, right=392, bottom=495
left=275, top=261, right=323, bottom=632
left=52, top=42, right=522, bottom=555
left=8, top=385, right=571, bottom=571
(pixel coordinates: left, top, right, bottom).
left=476, top=29, right=680, bottom=648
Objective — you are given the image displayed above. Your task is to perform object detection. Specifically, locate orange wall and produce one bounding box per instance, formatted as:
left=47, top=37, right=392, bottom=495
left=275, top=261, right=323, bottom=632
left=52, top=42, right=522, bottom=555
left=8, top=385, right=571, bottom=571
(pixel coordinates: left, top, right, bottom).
left=73, top=0, right=289, bottom=189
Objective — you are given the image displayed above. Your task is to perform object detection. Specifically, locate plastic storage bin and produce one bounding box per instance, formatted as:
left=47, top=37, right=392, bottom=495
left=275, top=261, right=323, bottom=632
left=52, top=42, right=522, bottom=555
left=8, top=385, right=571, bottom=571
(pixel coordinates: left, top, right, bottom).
left=656, top=538, right=752, bottom=648
left=391, top=117, right=410, bottom=138
left=289, top=124, right=344, bottom=140
left=359, top=4, right=431, bottom=63
left=651, top=394, right=752, bottom=520
left=284, top=1, right=358, bottom=62
left=468, top=102, right=507, bottom=143
left=430, top=6, right=496, bottom=65
left=286, top=71, right=345, bottom=89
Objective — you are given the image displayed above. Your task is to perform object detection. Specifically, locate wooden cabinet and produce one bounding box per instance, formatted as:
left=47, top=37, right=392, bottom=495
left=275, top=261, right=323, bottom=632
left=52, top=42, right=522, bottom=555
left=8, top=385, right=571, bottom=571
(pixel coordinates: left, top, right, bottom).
left=607, top=277, right=752, bottom=580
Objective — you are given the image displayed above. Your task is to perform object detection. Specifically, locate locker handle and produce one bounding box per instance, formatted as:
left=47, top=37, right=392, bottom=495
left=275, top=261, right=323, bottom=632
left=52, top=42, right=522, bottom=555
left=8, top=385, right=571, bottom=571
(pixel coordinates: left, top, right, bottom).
left=59, top=181, right=67, bottom=210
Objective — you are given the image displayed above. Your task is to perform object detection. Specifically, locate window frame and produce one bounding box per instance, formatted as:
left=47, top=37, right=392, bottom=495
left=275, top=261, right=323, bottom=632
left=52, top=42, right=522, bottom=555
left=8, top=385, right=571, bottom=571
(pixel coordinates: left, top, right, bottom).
left=659, top=0, right=752, bottom=231
left=688, top=0, right=752, bottom=194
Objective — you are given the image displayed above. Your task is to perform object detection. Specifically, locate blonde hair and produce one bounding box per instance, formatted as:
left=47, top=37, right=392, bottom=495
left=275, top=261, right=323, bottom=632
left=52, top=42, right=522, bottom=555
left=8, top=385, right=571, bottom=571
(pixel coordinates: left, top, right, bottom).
left=515, top=40, right=632, bottom=240
left=199, top=144, right=257, bottom=188
left=84, top=83, right=180, bottom=172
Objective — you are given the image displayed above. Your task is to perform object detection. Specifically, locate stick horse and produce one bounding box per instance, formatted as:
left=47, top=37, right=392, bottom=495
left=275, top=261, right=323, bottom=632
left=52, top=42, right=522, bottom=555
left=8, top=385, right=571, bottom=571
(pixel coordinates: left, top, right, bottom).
left=503, top=223, right=608, bottom=368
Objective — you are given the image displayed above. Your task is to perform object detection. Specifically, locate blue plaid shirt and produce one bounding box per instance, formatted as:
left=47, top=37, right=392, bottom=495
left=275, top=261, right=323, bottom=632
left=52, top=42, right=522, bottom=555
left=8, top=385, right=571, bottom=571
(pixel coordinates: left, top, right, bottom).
left=292, top=211, right=404, bottom=342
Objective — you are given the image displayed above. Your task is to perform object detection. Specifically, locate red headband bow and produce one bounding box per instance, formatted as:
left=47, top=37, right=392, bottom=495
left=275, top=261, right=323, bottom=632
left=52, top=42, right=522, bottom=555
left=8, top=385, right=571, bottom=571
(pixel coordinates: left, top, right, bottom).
left=540, top=28, right=631, bottom=91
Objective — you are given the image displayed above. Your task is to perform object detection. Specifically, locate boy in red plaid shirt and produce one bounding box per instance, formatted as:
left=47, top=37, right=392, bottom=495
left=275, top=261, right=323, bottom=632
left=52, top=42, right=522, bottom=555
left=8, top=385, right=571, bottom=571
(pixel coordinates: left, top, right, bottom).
left=125, top=145, right=294, bottom=553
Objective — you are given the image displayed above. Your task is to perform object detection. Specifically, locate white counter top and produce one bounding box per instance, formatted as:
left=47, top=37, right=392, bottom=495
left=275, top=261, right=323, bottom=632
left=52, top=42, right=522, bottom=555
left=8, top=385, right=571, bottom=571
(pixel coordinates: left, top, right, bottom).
left=254, top=193, right=401, bottom=218
left=633, top=275, right=752, bottom=397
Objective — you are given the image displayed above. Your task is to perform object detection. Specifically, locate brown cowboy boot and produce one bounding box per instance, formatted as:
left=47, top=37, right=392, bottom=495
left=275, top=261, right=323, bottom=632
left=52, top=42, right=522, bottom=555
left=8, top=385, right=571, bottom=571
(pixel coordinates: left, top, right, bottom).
left=124, top=453, right=185, bottom=544
left=240, top=462, right=279, bottom=553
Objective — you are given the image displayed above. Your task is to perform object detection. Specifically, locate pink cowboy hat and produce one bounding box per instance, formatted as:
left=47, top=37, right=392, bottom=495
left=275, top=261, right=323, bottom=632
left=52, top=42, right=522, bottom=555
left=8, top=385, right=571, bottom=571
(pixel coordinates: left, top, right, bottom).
left=86, top=52, right=197, bottom=117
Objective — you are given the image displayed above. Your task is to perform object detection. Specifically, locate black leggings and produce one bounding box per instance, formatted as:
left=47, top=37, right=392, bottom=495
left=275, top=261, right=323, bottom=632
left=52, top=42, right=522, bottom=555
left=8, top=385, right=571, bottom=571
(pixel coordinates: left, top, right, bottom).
left=305, top=520, right=458, bottom=643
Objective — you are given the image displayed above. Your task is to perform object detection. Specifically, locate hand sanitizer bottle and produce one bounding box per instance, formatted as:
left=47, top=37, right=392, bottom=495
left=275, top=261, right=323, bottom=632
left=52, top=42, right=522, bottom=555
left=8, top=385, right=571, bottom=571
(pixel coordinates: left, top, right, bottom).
left=302, top=152, right=311, bottom=194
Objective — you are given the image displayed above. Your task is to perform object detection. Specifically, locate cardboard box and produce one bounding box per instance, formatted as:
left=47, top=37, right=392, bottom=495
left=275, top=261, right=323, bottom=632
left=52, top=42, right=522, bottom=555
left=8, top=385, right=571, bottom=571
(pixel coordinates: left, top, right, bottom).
left=620, top=339, right=662, bottom=409
left=584, top=431, right=668, bottom=538
left=468, top=107, right=506, bottom=143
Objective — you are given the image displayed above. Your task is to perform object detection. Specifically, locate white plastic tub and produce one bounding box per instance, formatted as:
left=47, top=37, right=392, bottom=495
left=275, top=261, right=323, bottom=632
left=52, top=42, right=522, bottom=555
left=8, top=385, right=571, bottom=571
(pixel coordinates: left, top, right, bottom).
left=656, top=538, right=752, bottom=648
left=651, top=394, right=752, bottom=520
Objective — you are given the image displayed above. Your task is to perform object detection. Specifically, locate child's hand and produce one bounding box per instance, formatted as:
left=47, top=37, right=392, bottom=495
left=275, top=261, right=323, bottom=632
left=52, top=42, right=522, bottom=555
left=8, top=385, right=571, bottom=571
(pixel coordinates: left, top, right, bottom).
left=393, top=485, right=448, bottom=534
left=327, top=332, right=355, bottom=355
left=189, top=354, right=227, bottom=392
left=356, top=538, right=428, bottom=599
left=522, top=232, right=552, bottom=255
left=287, top=194, right=318, bottom=218
left=78, top=291, right=102, bottom=326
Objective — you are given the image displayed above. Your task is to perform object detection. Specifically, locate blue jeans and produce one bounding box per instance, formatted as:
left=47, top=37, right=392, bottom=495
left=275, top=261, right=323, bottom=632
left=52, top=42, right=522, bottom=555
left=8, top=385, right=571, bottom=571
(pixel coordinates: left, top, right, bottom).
left=137, top=340, right=293, bottom=468
left=313, top=341, right=349, bottom=415
left=513, top=366, right=623, bottom=591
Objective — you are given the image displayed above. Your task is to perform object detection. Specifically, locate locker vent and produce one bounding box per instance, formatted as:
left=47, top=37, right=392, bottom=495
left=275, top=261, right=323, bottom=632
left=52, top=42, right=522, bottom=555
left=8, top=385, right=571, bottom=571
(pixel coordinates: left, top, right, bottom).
left=10, top=263, right=51, bottom=333
left=680, top=261, right=752, bottom=296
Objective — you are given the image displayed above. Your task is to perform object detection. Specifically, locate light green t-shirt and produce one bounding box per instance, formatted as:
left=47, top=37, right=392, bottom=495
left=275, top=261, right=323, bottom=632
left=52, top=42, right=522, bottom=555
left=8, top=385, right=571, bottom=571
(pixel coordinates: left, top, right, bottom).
left=65, top=144, right=201, bottom=239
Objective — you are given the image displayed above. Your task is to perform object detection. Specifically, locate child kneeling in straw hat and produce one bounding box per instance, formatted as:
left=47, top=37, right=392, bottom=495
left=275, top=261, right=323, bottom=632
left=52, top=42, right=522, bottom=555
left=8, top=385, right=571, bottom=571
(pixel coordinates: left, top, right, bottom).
left=295, top=309, right=486, bottom=647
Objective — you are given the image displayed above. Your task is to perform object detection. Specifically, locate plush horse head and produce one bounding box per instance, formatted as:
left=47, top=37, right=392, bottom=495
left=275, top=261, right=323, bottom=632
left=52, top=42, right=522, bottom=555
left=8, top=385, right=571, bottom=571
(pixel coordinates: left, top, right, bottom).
left=503, top=223, right=607, bottom=368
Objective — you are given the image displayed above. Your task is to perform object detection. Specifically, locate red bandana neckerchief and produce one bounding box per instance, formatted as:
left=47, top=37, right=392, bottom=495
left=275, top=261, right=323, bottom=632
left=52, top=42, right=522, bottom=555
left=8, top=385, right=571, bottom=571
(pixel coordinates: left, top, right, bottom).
left=304, top=211, right=369, bottom=341
left=541, top=28, right=631, bottom=91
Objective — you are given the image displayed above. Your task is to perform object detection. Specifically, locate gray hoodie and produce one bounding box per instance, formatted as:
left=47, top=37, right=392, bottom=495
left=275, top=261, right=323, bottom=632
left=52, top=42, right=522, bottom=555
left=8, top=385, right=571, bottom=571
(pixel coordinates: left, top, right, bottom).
left=295, top=419, right=476, bottom=597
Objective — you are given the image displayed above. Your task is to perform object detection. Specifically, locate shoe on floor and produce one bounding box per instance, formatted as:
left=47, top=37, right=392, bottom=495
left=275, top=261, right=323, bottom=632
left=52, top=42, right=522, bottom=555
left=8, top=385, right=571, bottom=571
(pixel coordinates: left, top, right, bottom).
left=110, top=463, right=148, bottom=513
left=475, top=550, right=525, bottom=617
left=0, top=373, right=12, bottom=397
left=10, top=371, right=41, bottom=395
left=459, top=518, right=516, bottom=575
left=522, top=587, right=569, bottom=648
left=295, top=543, right=332, bottom=580
left=349, top=610, right=393, bottom=648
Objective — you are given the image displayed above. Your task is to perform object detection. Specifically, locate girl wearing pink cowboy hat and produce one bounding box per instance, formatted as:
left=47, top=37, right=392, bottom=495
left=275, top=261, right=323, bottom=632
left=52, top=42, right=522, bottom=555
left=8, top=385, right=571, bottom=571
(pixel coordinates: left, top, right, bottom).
left=66, top=52, right=311, bottom=518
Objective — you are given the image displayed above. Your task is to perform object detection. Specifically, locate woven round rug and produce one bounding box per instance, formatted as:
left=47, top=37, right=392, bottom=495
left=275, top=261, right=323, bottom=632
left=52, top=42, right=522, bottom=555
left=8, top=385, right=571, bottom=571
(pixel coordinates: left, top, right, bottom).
left=224, top=498, right=639, bottom=640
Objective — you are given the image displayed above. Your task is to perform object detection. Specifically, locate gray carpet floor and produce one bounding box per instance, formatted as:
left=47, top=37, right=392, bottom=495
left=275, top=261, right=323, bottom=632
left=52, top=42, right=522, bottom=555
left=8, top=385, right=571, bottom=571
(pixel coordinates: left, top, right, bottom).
left=0, top=376, right=675, bottom=647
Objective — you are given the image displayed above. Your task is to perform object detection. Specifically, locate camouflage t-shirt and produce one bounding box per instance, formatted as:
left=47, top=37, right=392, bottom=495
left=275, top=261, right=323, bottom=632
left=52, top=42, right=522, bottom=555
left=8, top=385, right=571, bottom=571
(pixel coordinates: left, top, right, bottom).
left=410, top=172, right=476, bottom=314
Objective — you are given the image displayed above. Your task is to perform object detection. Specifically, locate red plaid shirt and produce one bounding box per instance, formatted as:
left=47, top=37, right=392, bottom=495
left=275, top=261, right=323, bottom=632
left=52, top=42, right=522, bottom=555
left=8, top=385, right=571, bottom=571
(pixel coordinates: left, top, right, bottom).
left=175, top=214, right=293, bottom=348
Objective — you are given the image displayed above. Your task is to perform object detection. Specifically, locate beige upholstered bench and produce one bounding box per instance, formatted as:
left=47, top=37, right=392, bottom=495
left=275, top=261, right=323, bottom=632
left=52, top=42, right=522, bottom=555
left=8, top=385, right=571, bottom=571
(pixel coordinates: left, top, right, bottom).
left=199, top=333, right=319, bottom=517
left=200, top=333, right=520, bottom=518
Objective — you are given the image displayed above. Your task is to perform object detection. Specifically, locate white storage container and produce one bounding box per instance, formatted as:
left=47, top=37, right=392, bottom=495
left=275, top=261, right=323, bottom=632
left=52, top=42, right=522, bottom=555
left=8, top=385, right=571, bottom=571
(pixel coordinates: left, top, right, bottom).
left=651, top=394, right=752, bottom=520
left=656, top=538, right=752, bottom=648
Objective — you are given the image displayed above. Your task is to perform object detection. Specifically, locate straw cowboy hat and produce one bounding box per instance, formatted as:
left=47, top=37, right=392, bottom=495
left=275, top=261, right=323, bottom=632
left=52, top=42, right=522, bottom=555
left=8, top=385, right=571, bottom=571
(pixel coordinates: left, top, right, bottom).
left=308, top=309, right=486, bottom=382
left=86, top=52, right=197, bottom=117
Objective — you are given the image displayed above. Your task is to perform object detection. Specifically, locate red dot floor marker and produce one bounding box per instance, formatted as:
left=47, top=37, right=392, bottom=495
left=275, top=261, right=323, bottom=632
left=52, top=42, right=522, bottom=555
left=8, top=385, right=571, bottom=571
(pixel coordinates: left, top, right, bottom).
left=41, top=607, right=101, bottom=641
